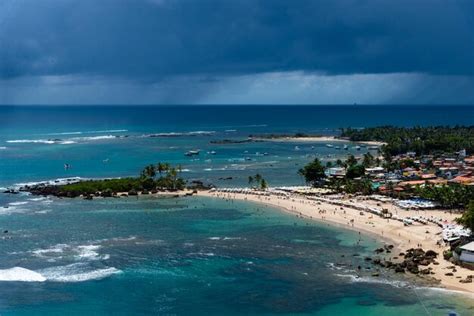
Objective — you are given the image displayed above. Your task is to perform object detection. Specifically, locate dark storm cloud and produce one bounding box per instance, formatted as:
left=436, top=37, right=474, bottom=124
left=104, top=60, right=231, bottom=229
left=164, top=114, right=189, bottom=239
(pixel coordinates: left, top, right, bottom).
left=1, top=0, right=473, bottom=81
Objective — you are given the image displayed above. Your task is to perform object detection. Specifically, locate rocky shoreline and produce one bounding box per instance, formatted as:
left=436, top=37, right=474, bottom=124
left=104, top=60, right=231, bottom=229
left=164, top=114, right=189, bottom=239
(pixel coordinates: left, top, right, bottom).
left=3, top=180, right=212, bottom=199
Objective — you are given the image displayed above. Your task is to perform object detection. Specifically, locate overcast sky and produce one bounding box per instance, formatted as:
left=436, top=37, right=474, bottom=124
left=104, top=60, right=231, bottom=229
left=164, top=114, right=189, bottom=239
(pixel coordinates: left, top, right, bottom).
left=1, top=0, right=473, bottom=105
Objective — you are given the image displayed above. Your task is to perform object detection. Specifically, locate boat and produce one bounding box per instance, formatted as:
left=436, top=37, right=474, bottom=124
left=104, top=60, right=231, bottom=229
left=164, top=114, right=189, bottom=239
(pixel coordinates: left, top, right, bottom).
left=354, top=146, right=361, bottom=151
left=208, top=151, right=217, bottom=155
left=326, top=144, right=333, bottom=148
left=263, top=152, right=269, bottom=156
left=294, top=146, right=300, bottom=151
left=335, top=146, right=341, bottom=150
left=343, top=145, right=348, bottom=150
left=185, top=150, right=200, bottom=156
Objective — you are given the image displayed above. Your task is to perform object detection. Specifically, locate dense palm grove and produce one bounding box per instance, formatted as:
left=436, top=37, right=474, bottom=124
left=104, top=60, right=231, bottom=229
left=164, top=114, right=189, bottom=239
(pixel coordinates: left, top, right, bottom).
left=340, top=126, right=474, bottom=156
left=58, top=162, right=186, bottom=196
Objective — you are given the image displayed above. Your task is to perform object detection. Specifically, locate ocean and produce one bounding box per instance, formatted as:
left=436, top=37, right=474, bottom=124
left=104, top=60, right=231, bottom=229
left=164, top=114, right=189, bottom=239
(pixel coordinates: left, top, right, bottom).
left=0, top=105, right=473, bottom=315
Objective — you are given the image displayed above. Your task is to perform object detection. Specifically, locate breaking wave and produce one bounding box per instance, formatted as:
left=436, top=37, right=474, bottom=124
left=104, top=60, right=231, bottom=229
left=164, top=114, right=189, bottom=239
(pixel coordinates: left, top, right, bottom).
left=42, top=129, right=128, bottom=136
left=0, top=265, right=120, bottom=283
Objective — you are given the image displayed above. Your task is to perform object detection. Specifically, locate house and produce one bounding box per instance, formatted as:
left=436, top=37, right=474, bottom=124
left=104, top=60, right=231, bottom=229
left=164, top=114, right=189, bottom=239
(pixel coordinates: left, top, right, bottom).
left=451, top=175, right=474, bottom=185
left=365, top=167, right=384, bottom=177
left=459, top=242, right=474, bottom=264
left=325, top=167, right=346, bottom=178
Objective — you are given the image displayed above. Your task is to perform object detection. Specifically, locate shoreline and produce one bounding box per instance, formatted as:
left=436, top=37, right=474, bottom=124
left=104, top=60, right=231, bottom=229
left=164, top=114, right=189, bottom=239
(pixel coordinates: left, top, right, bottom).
left=197, top=190, right=474, bottom=295
left=253, top=136, right=386, bottom=146
left=4, top=187, right=473, bottom=295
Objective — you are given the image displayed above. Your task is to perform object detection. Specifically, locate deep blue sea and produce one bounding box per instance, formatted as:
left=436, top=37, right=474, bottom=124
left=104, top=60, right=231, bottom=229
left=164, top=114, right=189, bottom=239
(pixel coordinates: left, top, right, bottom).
left=0, top=105, right=473, bottom=315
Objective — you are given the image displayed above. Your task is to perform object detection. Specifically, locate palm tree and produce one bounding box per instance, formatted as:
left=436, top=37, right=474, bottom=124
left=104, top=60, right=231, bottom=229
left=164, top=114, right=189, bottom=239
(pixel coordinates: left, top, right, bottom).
left=248, top=176, right=254, bottom=188
left=168, top=167, right=178, bottom=190
left=141, top=164, right=156, bottom=179
left=156, top=162, right=170, bottom=176
left=362, top=152, right=374, bottom=168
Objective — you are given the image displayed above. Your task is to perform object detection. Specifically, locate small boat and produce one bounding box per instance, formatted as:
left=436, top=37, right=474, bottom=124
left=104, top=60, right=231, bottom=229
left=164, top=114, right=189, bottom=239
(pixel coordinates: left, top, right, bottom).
left=354, top=146, right=361, bottom=151
left=185, top=150, right=200, bottom=157
left=245, top=157, right=252, bottom=161
left=326, top=144, right=333, bottom=148
left=335, top=146, right=341, bottom=150
left=208, top=151, right=217, bottom=155
left=263, top=152, right=269, bottom=156
left=311, top=146, right=315, bottom=150
left=343, top=145, right=348, bottom=150
left=294, top=146, right=300, bottom=151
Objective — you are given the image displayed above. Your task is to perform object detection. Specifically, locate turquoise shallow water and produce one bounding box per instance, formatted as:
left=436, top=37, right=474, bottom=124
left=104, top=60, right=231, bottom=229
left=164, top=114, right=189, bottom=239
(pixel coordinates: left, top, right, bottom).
left=0, top=195, right=472, bottom=315
left=1, top=105, right=473, bottom=314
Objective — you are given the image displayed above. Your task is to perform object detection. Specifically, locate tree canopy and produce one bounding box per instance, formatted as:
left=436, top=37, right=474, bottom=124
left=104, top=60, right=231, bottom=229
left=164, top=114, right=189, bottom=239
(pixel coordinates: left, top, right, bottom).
left=298, top=158, right=326, bottom=186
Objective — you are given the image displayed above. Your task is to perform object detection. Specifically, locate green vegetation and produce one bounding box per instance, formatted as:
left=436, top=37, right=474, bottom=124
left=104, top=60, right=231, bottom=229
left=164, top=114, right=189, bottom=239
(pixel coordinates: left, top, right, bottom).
left=340, top=126, right=474, bottom=156
left=248, top=173, right=268, bottom=190
left=413, top=184, right=474, bottom=209
left=456, top=201, right=474, bottom=231
left=60, top=178, right=144, bottom=195
left=298, top=158, right=326, bottom=185
left=346, top=164, right=365, bottom=179
left=327, top=178, right=373, bottom=195
left=299, top=155, right=373, bottom=194
left=59, top=162, right=185, bottom=196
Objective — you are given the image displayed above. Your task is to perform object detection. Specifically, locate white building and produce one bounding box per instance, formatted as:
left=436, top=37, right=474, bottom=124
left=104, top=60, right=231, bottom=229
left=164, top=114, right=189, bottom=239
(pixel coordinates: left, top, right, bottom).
left=459, top=242, right=474, bottom=264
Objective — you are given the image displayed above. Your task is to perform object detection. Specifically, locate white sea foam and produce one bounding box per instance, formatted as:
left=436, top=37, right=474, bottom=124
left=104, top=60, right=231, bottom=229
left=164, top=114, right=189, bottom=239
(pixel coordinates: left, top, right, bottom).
left=35, top=209, right=52, bottom=214
left=14, top=177, right=84, bottom=188
left=43, top=129, right=128, bottom=136
left=222, top=237, right=242, bottom=240
left=0, top=265, right=120, bottom=283
left=7, top=134, right=119, bottom=145
left=144, top=130, right=215, bottom=137
left=31, top=243, right=106, bottom=261
left=0, top=267, right=47, bottom=282
left=59, top=140, right=77, bottom=145
left=70, top=135, right=116, bottom=141
left=0, top=146, right=7, bottom=150
left=40, top=264, right=121, bottom=282
left=0, top=206, right=25, bottom=215
left=8, top=201, right=29, bottom=206
left=75, top=245, right=102, bottom=260
left=335, top=273, right=411, bottom=288
left=7, top=139, right=56, bottom=144
left=28, top=197, right=51, bottom=202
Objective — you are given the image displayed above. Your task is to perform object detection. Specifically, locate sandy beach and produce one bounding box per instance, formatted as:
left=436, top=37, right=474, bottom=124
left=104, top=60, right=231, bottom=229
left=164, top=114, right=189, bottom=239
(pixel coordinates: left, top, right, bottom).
left=198, top=190, right=474, bottom=294
left=253, top=136, right=386, bottom=146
